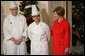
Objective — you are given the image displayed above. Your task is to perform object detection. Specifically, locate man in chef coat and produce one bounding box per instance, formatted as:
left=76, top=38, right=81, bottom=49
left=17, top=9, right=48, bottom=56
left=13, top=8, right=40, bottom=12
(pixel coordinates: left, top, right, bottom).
left=3, top=1, right=27, bottom=55
left=26, top=5, right=50, bottom=55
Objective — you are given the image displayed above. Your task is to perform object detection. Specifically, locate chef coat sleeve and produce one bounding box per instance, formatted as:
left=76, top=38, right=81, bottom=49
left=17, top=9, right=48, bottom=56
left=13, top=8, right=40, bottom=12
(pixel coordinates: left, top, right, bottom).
left=22, top=16, right=28, bottom=38
left=46, top=25, right=50, bottom=42
left=27, top=27, right=33, bottom=40
left=64, top=21, right=71, bottom=48
left=3, top=17, right=12, bottom=41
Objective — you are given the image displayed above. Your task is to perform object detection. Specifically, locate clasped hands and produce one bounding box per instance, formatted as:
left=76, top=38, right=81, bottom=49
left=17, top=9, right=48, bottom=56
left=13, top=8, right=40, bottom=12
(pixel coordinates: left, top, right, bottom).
left=10, top=36, right=25, bottom=45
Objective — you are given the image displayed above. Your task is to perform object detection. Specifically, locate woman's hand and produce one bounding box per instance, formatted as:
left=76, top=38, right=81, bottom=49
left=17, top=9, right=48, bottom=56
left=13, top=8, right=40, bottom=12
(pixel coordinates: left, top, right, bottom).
left=64, top=48, right=69, bottom=55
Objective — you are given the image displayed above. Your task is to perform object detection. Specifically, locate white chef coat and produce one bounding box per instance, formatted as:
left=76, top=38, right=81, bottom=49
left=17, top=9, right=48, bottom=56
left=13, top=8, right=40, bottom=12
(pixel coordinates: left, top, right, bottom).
left=27, top=21, right=50, bottom=55
left=3, top=14, right=27, bottom=55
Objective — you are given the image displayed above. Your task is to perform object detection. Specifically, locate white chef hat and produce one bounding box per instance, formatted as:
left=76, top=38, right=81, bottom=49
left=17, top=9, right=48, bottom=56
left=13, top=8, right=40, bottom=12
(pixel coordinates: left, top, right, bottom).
left=25, top=5, right=42, bottom=21
left=32, top=5, right=40, bottom=16
left=10, top=1, right=17, bottom=8
left=25, top=5, right=40, bottom=16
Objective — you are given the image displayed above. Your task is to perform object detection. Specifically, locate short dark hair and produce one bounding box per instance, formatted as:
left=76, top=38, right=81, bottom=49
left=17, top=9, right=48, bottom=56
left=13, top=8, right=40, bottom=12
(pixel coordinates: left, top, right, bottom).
left=53, top=7, right=65, bottom=17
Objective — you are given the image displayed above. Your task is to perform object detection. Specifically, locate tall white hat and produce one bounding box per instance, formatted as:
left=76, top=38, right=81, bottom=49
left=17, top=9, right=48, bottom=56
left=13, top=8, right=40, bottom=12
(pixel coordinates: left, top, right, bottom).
left=25, top=5, right=40, bottom=16
left=25, top=5, right=42, bottom=21
left=32, top=5, right=40, bottom=16
left=10, top=1, right=17, bottom=8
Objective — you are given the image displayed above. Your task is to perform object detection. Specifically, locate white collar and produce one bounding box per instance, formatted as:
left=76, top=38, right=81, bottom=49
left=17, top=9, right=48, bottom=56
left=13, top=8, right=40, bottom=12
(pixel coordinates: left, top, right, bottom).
left=10, top=13, right=18, bottom=18
left=34, top=21, right=42, bottom=26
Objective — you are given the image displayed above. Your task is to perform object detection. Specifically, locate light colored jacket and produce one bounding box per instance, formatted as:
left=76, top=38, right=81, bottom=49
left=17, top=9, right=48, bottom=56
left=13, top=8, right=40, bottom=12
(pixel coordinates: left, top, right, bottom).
left=27, top=21, right=50, bottom=55
left=3, top=14, right=27, bottom=55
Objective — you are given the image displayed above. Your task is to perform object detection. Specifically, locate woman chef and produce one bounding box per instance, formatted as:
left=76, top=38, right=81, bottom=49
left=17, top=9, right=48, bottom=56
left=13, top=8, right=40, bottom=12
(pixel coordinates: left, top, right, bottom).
left=26, top=5, right=50, bottom=55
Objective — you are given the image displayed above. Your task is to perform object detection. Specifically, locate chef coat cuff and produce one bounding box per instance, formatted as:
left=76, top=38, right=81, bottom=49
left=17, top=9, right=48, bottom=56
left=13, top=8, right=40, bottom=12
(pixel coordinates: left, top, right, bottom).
left=5, top=35, right=12, bottom=41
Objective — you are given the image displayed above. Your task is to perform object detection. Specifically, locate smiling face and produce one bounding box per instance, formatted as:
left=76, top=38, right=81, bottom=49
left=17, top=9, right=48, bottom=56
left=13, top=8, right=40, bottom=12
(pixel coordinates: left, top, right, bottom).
left=53, top=7, right=65, bottom=20
left=10, top=7, right=18, bottom=16
left=33, top=14, right=40, bottom=22
left=53, top=12, right=60, bottom=20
